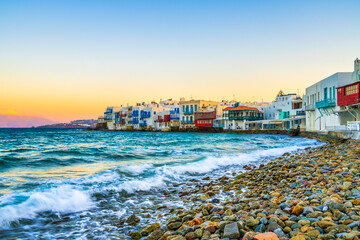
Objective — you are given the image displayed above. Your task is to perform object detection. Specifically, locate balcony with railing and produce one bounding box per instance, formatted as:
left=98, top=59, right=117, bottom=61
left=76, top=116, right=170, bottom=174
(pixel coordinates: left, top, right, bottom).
left=104, top=108, right=113, bottom=115
left=181, top=120, right=194, bottom=124
left=305, top=104, right=315, bottom=111
left=140, top=111, right=151, bottom=118
left=104, top=117, right=113, bottom=121
left=296, top=110, right=305, bottom=116
left=132, top=110, right=139, bottom=117
left=315, top=98, right=336, bottom=108
left=170, top=112, right=180, bottom=121
left=131, top=118, right=139, bottom=124
left=228, top=116, right=263, bottom=121
left=183, top=110, right=194, bottom=115
left=140, top=122, right=148, bottom=127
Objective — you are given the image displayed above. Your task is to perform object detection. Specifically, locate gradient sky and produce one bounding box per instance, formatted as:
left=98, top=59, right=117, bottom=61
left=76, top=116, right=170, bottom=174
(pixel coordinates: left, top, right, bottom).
left=1, top=0, right=359, bottom=122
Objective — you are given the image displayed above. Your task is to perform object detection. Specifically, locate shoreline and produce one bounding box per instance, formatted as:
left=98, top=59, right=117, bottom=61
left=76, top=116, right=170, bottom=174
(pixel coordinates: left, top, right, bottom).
left=123, top=136, right=360, bottom=240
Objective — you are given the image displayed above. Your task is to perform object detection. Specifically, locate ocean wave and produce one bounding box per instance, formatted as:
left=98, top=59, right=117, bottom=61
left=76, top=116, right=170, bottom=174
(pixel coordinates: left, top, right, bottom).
left=0, top=185, right=94, bottom=227
left=103, top=175, right=167, bottom=193
left=161, top=138, right=320, bottom=176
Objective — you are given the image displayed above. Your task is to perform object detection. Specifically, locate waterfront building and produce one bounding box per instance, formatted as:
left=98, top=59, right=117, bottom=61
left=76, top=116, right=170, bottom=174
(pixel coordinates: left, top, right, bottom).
left=170, top=107, right=181, bottom=127
left=155, top=110, right=171, bottom=130
left=335, top=58, right=360, bottom=130
left=103, top=106, right=121, bottom=130
left=304, top=59, right=360, bottom=131
left=179, top=99, right=218, bottom=128
left=97, top=116, right=105, bottom=124
left=114, top=108, right=127, bottom=130
left=194, top=111, right=216, bottom=128
left=223, top=105, right=264, bottom=129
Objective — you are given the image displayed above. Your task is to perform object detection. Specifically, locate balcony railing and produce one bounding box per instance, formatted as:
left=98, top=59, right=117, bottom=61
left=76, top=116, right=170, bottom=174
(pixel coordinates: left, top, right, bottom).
left=228, top=116, right=263, bottom=121
left=296, top=110, right=305, bottom=116
left=132, top=111, right=139, bottom=117
left=181, top=120, right=194, bottom=124
left=104, top=117, right=113, bottom=121
left=315, top=98, right=336, bottom=108
left=140, top=122, right=148, bottom=127
left=140, top=112, right=151, bottom=118
left=183, top=110, right=194, bottom=115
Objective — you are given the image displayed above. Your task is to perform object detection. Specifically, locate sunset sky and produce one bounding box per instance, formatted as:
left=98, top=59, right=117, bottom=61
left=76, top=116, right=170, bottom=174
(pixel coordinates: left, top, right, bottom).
left=1, top=0, right=359, bottom=122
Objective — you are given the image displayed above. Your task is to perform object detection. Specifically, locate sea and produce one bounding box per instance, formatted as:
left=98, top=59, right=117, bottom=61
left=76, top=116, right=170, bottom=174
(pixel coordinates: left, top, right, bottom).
left=0, top=128, right=322, bottom=239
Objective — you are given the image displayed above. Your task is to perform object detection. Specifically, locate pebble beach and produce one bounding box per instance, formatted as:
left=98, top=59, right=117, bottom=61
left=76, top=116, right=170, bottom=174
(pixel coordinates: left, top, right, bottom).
left=126, top=138, right=360, bottom=240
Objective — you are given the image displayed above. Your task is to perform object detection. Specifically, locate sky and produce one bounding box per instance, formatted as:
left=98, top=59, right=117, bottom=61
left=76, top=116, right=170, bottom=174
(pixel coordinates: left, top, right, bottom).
left=0, top=0, right=359, bottom=122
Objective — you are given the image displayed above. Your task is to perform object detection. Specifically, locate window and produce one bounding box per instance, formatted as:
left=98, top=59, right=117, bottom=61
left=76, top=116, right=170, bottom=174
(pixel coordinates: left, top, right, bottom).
left=324, top=88, right=328, bottom=100
left=195, top=105, right=198, bottom=111
left=345, top=84, right=359, bottom=95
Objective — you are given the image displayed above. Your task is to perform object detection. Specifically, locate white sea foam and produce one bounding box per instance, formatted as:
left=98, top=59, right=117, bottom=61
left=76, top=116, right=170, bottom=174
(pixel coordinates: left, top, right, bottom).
left=104, top=175, right=166, bottom=193
left=120, top=163, right=153, bottom=175
left=162, top=140, right=319, bottom=176
left=0, top=185, right=93, bottom=227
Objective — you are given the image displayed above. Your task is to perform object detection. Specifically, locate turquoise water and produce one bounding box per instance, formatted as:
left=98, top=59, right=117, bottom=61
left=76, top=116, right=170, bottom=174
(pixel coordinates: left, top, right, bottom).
left=0, top=129, right=321, bottom=239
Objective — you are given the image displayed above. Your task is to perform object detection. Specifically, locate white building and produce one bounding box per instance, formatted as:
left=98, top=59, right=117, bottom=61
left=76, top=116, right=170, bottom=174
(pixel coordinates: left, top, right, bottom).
left=305, top=72, right=353, bottom=131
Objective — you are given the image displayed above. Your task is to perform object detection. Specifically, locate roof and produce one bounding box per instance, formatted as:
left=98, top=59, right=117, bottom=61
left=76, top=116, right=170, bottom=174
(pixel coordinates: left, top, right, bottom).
left=223, top=106, right=263, bottom=113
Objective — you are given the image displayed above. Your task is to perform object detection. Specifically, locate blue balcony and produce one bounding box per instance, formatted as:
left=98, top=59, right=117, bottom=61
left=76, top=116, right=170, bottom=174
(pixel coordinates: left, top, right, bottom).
left=115, top=119, right=121, bottom=123
left=104, top=117, right=113, bottom=121
left=183, top=110, right=194, bottom=115
left=181, top=120, right=194, bottom=124
left=132, top=110, right=139, bottom=117
left=140, top=111, right=151, bottom=118
left=104, top=108, right=113, bottom=115
left=315, top=98, right=336, bottom=108
left=131, top=118, right=139, bottom=124
left=140, top=122, right=147, bottom=127
left=296, top=110, right=305, bottom=116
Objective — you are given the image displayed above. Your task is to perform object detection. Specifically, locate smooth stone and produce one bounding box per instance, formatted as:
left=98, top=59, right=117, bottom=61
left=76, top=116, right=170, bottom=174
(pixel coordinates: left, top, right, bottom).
left=222, top=222, right=240, bottom=239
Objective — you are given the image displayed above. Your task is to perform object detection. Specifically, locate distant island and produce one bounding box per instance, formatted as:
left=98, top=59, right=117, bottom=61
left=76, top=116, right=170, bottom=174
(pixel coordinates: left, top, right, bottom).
left=36, top=119, right=97, bottom=129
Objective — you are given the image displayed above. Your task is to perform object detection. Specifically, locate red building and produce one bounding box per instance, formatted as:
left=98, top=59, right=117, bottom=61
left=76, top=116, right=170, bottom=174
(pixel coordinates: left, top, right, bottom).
left=157, top=114, right=171, bottom=122
left=337, top=82, right=360, bottom=106
left=195, top=111, right=216, bottom=127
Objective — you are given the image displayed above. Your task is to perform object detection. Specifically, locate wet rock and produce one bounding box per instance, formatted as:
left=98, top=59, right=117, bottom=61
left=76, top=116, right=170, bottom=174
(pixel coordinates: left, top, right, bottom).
left=243, top=231, right=256, bottom=240
left=291, top=205, right=304, bottom=216
left=246, top=217, right=260, bottom=227
left=223, top=222, right=240, bottom=239
left=141, top=223, right=161, bottom=235
left=315, top=221, right=336, bottom=229
left=306, top=230, right=320, bottom=238
left=254, top=232, right=279, bottom=240
left=167, top=222, right=182, bottom=230
left=129, top=232, right=142, bottom=240
left=145, top=230, right=164, bottom=240
left=127, top=214, right=141, bottom=225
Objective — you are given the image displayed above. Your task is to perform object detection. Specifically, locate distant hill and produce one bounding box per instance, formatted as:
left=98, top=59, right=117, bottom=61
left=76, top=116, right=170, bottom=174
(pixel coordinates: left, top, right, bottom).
left=36, top=119, right=97, bottom=129
left=0, top=114, right=56, bottom=128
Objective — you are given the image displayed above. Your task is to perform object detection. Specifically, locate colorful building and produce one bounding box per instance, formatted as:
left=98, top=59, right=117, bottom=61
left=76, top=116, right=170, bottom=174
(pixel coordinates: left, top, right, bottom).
left=223, top=106, right=264, bottom=129
left=305, top=58, right=360, bottom=131
left=195, top=111, right=216, bottom=128
left=180, top=99, right=218, bottom=128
